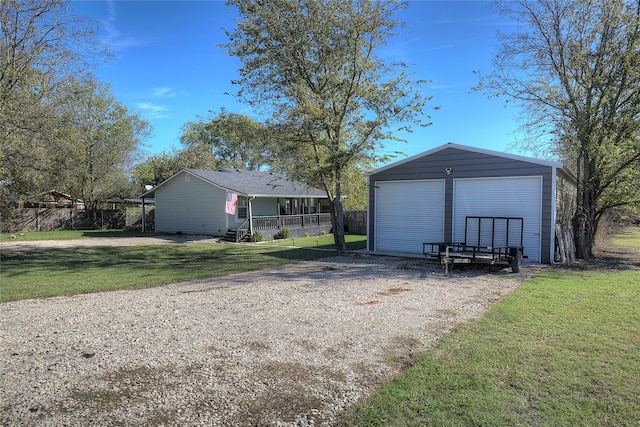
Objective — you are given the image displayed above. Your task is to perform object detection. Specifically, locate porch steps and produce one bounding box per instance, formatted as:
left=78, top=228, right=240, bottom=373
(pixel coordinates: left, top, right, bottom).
left=222, top=229, right=237, bottom=242
left=223, top=228, right=250, bottom=243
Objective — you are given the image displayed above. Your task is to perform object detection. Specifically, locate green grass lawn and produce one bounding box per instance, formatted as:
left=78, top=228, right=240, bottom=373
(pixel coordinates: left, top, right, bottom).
left=611, top=225, right=640, bottom=248
left=345, top=227, right=640, bottom=426
left=263, top=233, right=366, bottom=250
left=0, top=234, right=366, bottom=302
left=0, top=229, right=142, bottom=241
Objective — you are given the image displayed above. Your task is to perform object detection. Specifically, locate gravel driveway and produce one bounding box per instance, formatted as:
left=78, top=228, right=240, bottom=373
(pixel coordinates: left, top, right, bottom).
left=1, top=239, right=536, bottom=426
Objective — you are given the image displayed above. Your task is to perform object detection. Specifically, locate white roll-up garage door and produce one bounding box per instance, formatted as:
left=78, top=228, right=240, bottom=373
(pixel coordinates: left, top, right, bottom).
left=375, top=180, right=445, bottom=254
left=453, top=177, right=542, bottom=262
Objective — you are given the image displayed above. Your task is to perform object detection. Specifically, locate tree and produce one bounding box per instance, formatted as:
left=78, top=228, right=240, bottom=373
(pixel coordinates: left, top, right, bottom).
left=134, top=108, right=272, bottom=193
left=131, top=145, right=219, bottom=192
left=477, top=0, right=640, bottom=259
left=1, top=0, right=108, bottom=212
left=132, top=151, right=184, bottom=191
left=223, top=0, right=432, bottom=253
left=180, top=109, right=274, bottom=171
left=56, top=78, right=150, bottom=225
left=341, top=165, right=368, bottom=211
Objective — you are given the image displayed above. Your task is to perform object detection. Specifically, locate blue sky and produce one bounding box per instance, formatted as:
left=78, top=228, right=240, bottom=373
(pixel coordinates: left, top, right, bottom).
left=71, top=0, right=524, bottom=166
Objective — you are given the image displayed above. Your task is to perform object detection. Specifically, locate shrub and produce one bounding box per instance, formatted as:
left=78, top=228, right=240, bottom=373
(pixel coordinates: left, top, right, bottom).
left=251, top=230, right=263, bottom=242
left=276, top=227, right=290, bottom=239
left=304, top=232, right=311, bottom=238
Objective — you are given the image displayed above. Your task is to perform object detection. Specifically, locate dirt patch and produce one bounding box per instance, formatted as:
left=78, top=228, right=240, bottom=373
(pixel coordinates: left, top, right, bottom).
left=377, top=287, right=412, bottom=296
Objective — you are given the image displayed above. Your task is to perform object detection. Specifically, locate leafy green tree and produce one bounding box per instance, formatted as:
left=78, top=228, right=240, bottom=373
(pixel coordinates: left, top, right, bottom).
left=132, top=151, right=184, bottom=191
left=341, top=165, right=368, bottom=211
left=180, top=109, right=273, bottom=171
left=56, top=78, right=151, bottom=225
left=223, top=0, right=432, bottom=253
left=174, top=145, right=220, bottom=171
left=477, top=0, right=640, bottom=259
left=132, top=144, right=223, bottom=193
left=0, top=0, right=108, bottom=212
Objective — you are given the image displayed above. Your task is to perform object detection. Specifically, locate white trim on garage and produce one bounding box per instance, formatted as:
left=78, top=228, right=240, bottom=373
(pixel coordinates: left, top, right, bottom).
left=453, top=176, right=543, bottom=263
left=374, top=179, right=445, bottom=254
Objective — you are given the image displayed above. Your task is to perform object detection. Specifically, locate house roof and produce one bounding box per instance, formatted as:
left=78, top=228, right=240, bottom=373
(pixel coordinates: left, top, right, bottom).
left=369, top=142, right=568, bottom=175
left=141, top=168, right=327, bottom=198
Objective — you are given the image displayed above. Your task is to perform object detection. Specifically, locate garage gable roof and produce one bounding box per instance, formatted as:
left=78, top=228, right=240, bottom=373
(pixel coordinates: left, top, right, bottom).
left=369, top=142, right=565, bottom=175
left=141, top=168, right=326, bottom=198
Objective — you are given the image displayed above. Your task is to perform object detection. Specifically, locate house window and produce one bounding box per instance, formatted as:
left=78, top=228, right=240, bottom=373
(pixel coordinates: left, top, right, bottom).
left=237, top=197, right=248, bottom=219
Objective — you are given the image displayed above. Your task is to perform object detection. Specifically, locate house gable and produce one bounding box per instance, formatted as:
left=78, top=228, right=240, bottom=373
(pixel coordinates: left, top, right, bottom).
left=142, top=168, right=326, bottom=199
left=155, top=170, right=228, bottom=235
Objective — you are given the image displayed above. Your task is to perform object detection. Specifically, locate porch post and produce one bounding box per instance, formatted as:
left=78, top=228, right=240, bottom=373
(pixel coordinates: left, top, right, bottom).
left=141, top=197, right=146, bottom=233
left=248, top=197, right=254, bottom=235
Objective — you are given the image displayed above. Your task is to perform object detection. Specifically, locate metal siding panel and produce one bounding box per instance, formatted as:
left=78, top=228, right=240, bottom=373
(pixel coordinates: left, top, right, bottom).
left=368, top=147, right=556, bottom=262
left=453, top=177, right=542, bottom=262
left=375, top=180, right=444, bottom=253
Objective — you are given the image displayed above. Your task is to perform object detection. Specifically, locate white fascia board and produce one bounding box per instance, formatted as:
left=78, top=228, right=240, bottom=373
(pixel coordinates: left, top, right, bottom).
left=139, top=168, right=250, bottom=198
left=139, top=168, right=190, bottom=198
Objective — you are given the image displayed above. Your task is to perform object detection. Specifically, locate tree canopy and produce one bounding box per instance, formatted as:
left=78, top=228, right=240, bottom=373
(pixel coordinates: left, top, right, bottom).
left=477, top=0, right=640, bottom=258
left=54, top=78, right=150, bottom=223
left=180, top=109, right=273, bottom=171
left=1, top=0, right=119, bottom=219
left=223, top=0, right=432, bottom=252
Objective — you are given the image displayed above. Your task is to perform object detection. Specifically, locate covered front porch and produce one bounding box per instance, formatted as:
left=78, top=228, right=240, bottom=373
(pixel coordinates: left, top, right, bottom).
left=230, top=212, right=333, bottom=242
left=227, top=195, right=332, bottom=242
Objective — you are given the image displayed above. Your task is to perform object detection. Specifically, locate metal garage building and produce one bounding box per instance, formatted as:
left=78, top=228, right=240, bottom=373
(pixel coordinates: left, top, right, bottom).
left=367, top=143, right=575, bottom=264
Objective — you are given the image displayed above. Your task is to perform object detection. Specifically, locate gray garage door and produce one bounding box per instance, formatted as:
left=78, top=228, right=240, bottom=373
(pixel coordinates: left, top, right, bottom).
left=375, top=180, right=445, bottom=254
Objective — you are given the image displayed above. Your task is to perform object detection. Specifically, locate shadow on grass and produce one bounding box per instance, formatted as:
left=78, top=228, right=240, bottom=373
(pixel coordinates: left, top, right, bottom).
left=0, top=244, right=329, bottom=277
left=79, top=230, right=142, bottom=238
left=1, top=243, right=432, bottom=301
left=574, top=244, right=640, bottom=272
left=0, top=244, right=341, bottom=301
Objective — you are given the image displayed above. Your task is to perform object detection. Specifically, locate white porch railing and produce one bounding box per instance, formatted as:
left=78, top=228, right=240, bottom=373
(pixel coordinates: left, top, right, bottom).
left=233, top=213, right=332, bottom=242
left=252, top=213, right=332, bottom=230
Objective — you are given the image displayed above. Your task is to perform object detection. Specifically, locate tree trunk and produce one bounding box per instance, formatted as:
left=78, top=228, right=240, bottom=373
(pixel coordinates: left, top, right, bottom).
left=573, top=211, right=594, bottom=259
left=573, top=151, right=596, bottom=259
left=330, top=197, right=347, bottom=254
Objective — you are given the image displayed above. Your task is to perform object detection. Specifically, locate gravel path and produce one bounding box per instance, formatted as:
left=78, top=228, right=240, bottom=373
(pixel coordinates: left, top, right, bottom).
left=1, top=242, right=537, bottom=426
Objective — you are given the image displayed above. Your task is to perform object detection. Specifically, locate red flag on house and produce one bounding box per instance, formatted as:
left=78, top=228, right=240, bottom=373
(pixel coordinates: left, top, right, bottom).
left=225, top=191, right=238, bottom=215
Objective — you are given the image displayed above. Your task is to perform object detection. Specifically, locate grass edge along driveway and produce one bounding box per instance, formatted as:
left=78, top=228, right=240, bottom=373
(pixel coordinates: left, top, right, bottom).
left=0, top=234, right=366, bottom=302
left=344, top=227, right=640, bottom=427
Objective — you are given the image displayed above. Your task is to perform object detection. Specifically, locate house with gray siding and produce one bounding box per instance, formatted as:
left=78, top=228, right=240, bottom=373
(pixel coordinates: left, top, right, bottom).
left=367, top=143, right=575, bottom=264
left=141, top=168, right=330, bottom=241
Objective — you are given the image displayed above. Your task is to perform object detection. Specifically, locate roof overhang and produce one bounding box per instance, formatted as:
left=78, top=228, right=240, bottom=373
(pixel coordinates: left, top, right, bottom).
left=368, top=142, right=566, bottom=175
left=139, top=168, right=327, bottom=199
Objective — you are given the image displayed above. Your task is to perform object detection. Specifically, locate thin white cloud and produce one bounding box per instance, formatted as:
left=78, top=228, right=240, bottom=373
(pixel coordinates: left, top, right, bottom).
left=152, top=87, right=189, bottom=98
left=137, top=102, right=169, bottom=119
left=101, top=0, right=147, bottom=50
left=152, top=87, right=175, bottom=97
